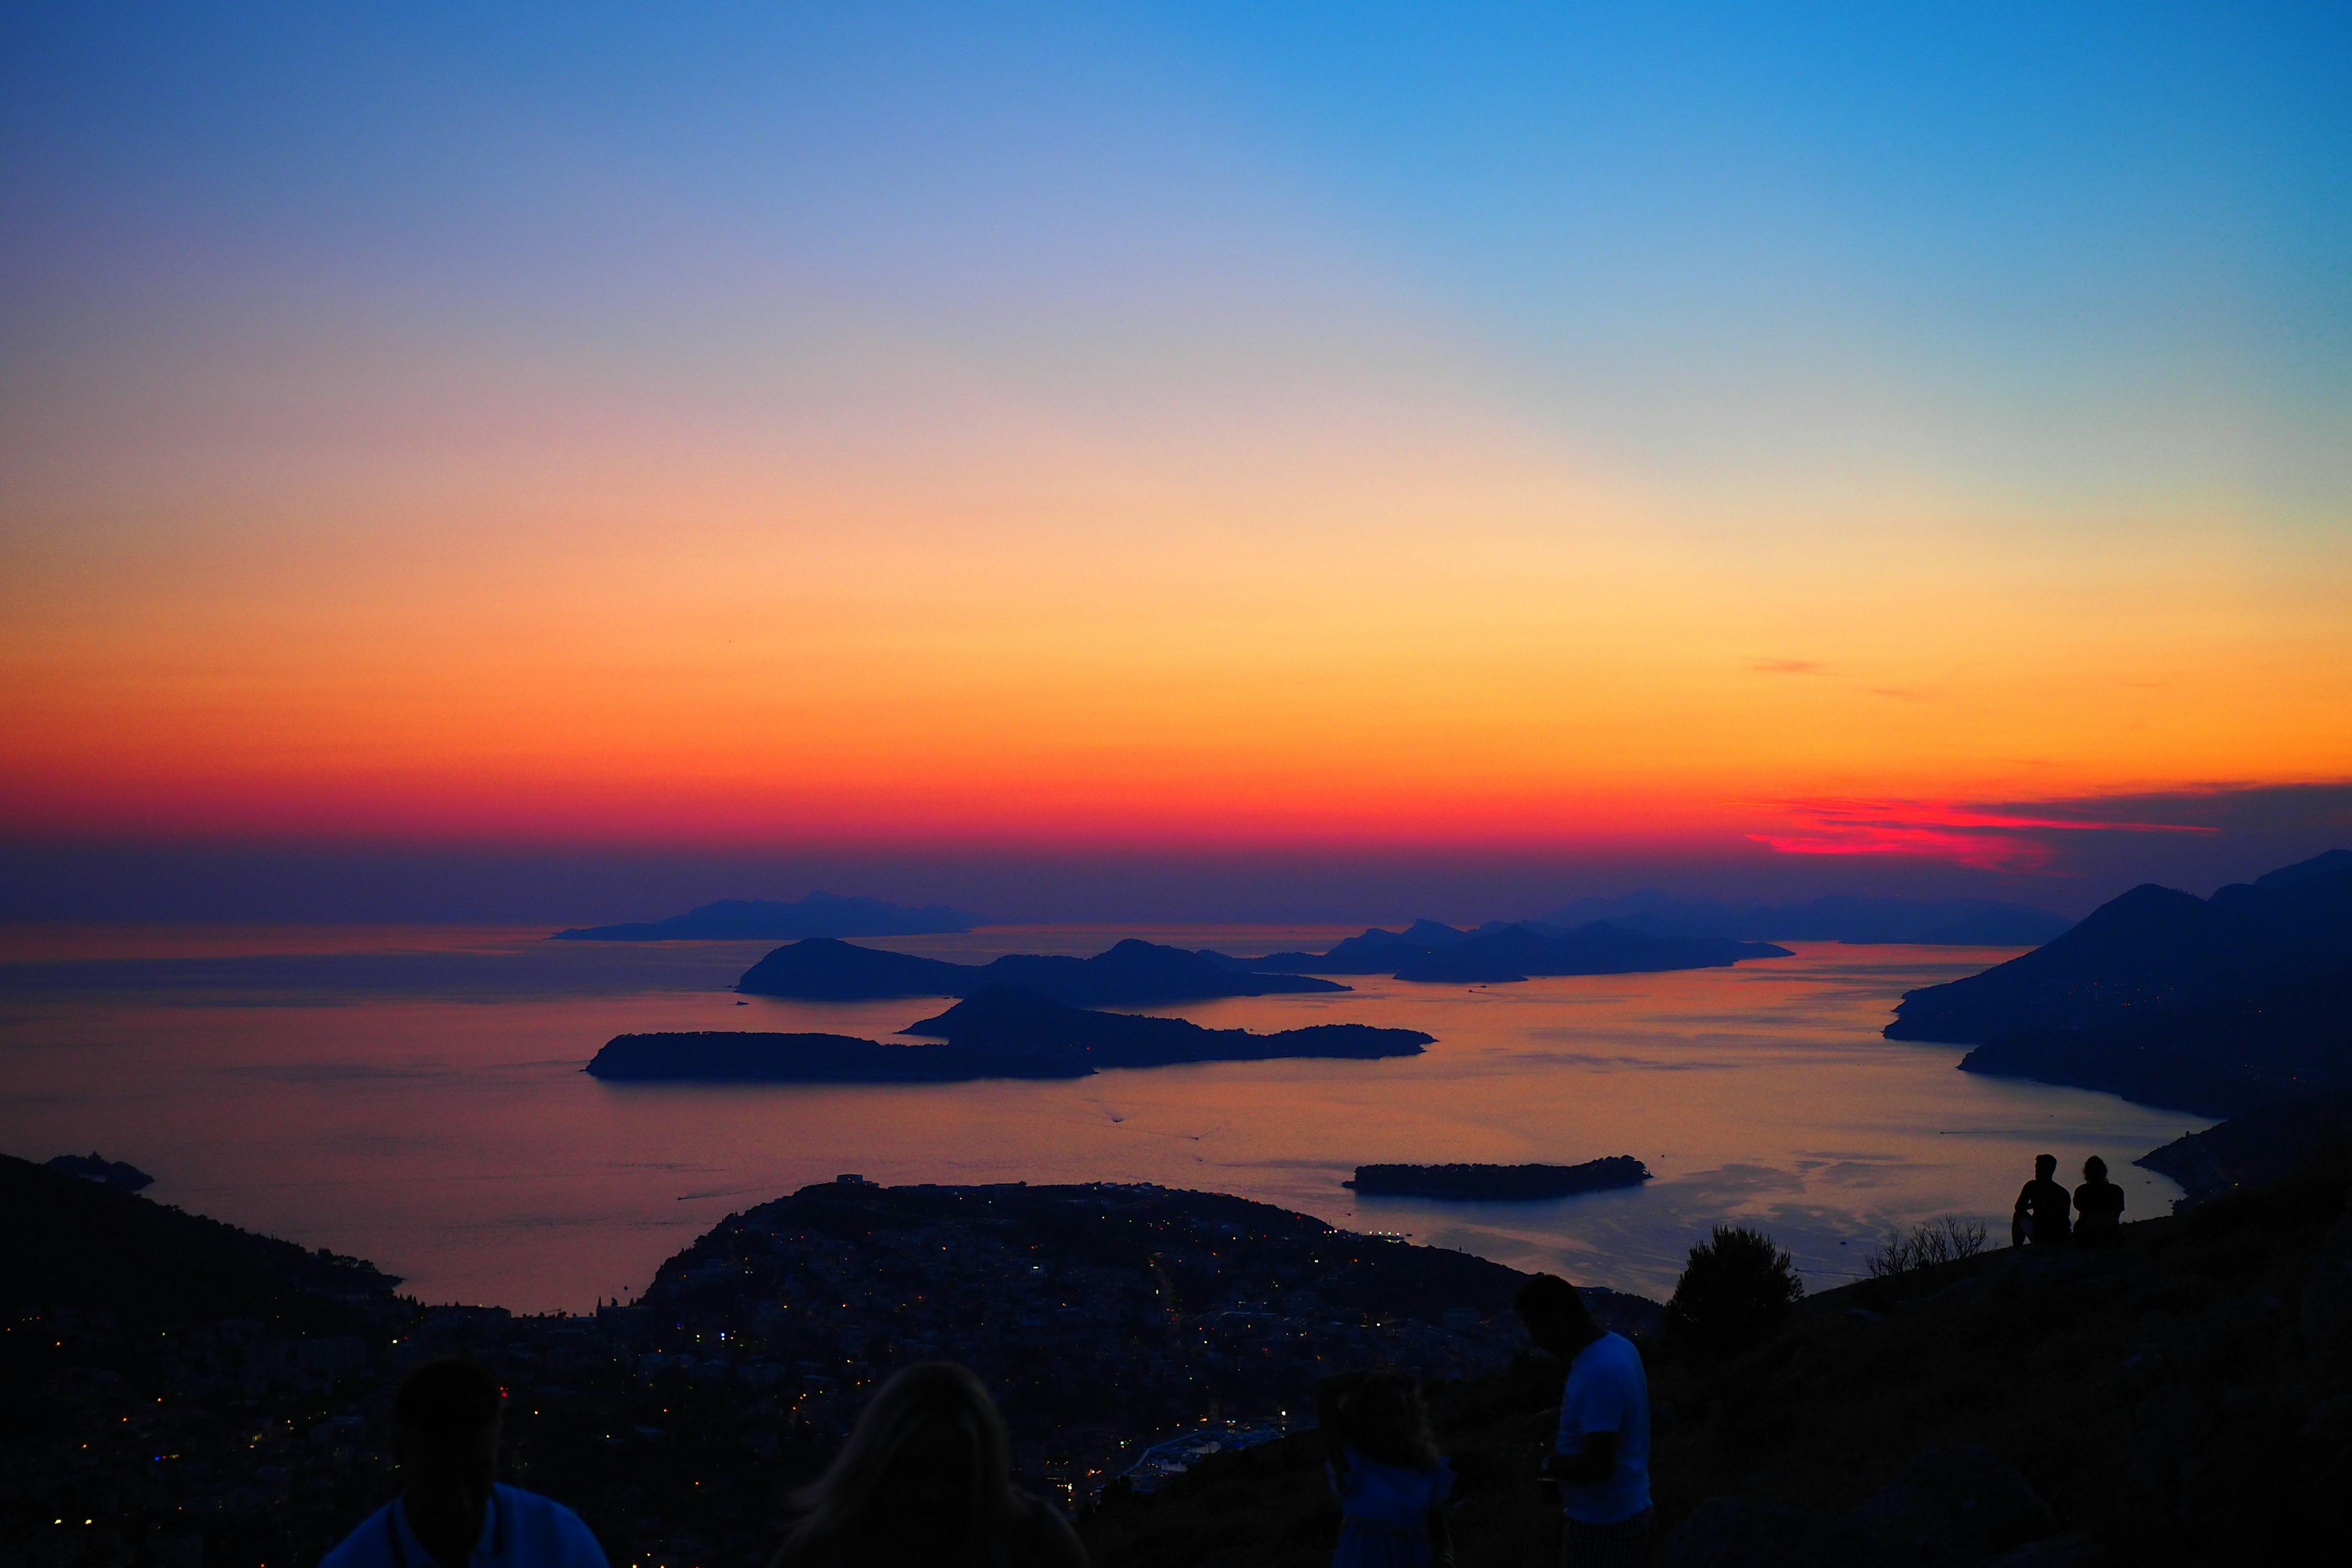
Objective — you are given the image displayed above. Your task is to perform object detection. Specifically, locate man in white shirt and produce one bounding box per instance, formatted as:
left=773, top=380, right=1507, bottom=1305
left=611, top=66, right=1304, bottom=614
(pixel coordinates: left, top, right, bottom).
left=320, top=1358, right=607, bottom=1568
left=1515, top=1273, right=1652, bottom=1568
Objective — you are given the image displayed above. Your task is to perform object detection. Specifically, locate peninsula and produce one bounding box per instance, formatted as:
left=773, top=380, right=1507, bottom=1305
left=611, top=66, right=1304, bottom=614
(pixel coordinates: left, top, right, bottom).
left=1885, top=849, right=2352, bottom=1044
left=1883, top=849, right=2352, bottom=1113
left=1344, top=1157, right=1651, bottom=1200
left=735, top=936, right=1348, bottom=1005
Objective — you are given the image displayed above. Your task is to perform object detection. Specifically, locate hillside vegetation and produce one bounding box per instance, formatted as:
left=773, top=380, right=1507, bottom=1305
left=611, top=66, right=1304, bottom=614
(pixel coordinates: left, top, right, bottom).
left=1080, top=1166, right=2352, bottom=1567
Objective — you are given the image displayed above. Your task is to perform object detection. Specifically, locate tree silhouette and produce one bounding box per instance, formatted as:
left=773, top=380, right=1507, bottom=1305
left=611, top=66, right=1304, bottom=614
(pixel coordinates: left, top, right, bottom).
left=1664, top=1224, right=1804, bottom=1355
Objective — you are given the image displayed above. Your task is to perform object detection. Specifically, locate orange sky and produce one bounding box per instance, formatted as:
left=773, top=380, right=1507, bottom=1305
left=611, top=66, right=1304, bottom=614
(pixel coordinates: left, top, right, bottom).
left=5, top=9, right=2349, bottom=877
left=7, top=393, right=2346, bottom=859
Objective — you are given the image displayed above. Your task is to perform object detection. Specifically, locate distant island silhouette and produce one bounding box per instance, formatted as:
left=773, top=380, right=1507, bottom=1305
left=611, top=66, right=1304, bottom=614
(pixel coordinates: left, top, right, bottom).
left=553, top=892, right=982, bottom=941
left=589, top=988, right=1430, bottom=1082
left=586, top=1030, right=1090, bottom=1082
left=1883, top=849, right=2352, bottom=1112
left=1344, top=1157, right=1651, bottom=1200
left=900, top=985, right=1428, bottom=1063
left=734, top=936, right=1349, bottom=1005
left=1534, top=891, right=2073, bottom=946
left=43, top=1152, right=154, bottom=1191
left=1229, top=920, right=1789, bottom=982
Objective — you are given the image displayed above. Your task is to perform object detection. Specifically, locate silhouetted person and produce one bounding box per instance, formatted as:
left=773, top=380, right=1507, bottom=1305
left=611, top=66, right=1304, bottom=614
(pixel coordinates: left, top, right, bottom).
left=321, top=1357, right=606, bottom=1568
left=2011, top=1154, right=2072, bottom=1247
left=1315, top=1368, right=1453, bottom=1568
left=1515, top=1275, right=1651, bottom=1568
left=772, top=1360, right=1086, bottom=1568
left=2073, top=1155, right=2125, bottom=1249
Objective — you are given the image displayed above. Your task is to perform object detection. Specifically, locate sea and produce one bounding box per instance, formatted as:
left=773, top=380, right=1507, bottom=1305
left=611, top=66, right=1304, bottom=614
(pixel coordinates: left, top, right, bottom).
left=0, top=923, right=2210, bottom=1314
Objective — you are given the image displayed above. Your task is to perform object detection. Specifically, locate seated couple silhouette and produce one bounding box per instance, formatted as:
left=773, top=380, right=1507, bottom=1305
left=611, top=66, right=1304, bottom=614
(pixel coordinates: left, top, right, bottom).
left=2013, top=1153, right=2126, bottom=1250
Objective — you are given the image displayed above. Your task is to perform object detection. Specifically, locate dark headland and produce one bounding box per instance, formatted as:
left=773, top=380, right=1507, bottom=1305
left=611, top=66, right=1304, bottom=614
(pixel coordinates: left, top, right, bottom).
left=1344, top=1157, right=1651, bottom=1200
left=1882, top=848, right=2352, bottom=1114
left=587, top=989, right=1432, bottom=1083
left=553, top=892, right=982, bottom=941
left=734, top=936, right=1349, bottom=1005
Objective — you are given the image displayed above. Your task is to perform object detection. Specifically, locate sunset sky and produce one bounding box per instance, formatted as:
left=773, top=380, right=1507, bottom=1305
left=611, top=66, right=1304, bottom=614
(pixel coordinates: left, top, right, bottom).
left=4, top=5, right=2348, bottom=919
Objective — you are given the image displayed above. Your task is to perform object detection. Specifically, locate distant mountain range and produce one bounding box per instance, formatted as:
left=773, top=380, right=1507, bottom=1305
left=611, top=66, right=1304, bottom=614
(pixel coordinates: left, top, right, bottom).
left=1228, top=921, right=1789, bottom=982
left=552, top=892, right=982, bottom=941
left=735, top=937, right=1348, bottom=1005
left=1882, top=849, right=2352, bottom=1114
left=1532, top=891, right=2074, bottom=946
left=587, top=989, right=1430, bottom=1084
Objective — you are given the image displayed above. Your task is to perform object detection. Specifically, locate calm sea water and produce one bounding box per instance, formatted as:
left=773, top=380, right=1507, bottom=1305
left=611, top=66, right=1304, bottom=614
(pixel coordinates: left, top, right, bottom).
left=0, top=924, right=2209, bottom=1313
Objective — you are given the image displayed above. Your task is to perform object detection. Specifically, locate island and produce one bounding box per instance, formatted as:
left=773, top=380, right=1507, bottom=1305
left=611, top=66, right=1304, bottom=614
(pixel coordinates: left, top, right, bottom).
left=900, top=986, right=1430, bottom=1066
left=584, top=1030, right=1088, bottom=1082
left=43, top=1152, right=156, bottom=1191
left=589, top=989, right=1433, bottom=1083
left=1228, top=920, right=1789, bottom=983
left=1529, top=891, right=2072, bottom=946
left=553, top=892, right=982, bottom=941
left=735, top=936, right=1349, bottom=1005
left=1343, top=1157, right=1651, bottom=1200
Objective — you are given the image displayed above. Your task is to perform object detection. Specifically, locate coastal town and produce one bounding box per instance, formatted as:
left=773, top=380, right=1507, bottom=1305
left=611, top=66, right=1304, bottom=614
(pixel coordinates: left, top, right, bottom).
left=5, top=1161, right=1606, bottom=1568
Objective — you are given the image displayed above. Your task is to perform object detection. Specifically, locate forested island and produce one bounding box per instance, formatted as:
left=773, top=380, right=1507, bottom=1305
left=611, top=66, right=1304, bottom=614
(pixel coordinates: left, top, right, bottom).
left=1344, top=1157, right=1651, bottom=1200
left=1230, top=919, right=1789, bottom=983
left=735, top=937, right=1348, bottom=1005
left=587, top=989, right=1432, bottom=1084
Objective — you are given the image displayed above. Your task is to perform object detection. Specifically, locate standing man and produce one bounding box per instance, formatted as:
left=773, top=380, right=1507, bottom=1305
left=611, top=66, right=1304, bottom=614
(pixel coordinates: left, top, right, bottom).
left=2011, top=1154, right=2073, bottom=1248
left=321, top=1358, right=607, bottom=1568
left=1515, top=1274, right=1652, bottom=1567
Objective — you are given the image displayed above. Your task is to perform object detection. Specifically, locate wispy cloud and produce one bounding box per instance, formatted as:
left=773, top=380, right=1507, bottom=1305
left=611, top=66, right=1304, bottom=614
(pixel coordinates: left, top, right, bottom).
left=1748, top=797, right=2218, bottom=870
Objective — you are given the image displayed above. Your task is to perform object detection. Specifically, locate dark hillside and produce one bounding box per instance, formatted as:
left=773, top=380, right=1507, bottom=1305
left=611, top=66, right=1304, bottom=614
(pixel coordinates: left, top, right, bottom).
left=1957, top=960, right=2352, bottom=1117
left=2210, top=848, right=2352, bottom=954
left=2138, top=1087, right=2352, bottom=1206
left=1883, top=884, right=2302, bottom=1043
left=0, top=1152, right=397, bottom=1329
left=1081, top=1170, right=2352, bottom=1567
left=1887, top=853, right=2352, bottom=1050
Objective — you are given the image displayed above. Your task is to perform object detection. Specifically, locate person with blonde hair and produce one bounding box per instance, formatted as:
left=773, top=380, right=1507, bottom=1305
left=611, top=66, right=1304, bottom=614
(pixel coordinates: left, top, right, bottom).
left=772, top=1361, right=1087, bottom=1568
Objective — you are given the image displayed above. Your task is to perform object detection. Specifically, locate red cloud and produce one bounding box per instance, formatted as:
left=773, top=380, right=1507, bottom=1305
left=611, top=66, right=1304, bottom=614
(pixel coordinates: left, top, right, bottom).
left=1747, top=797, right=2215, bottom=871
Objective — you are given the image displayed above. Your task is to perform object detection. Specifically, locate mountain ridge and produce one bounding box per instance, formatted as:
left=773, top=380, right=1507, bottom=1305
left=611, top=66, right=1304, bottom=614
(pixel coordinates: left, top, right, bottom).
left=735, top=936, right=1348, bottom=1005
left=553, top=892, right=982, bottom=941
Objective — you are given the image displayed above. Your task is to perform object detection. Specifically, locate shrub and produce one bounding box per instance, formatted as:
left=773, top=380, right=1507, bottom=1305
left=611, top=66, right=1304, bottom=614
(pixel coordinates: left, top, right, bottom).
left=1863, top=1215, right=1989, bottom=1280
left=1663, top=1224, right=1804, bottom=1355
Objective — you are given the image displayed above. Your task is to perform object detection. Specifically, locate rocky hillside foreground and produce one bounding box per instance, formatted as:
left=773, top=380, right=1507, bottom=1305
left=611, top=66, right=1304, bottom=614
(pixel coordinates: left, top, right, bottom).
left=1081, top=1164, right=2352, bottom=1567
